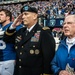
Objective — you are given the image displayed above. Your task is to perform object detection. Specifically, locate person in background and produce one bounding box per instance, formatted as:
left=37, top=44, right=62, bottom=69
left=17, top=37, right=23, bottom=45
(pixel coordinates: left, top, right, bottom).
left=0, top=9, right=23, bottom=75
left=3, top=5, right=55, bottom=75
left=51, top=15, right=75, bottom=75
left=58, top=28, right=66, bottom=40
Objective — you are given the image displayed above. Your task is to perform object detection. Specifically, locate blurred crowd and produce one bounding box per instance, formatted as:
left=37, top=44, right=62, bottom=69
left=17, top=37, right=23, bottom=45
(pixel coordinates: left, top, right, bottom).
left=0, top=0, right=75, bottom=19
left=1, top=0, right=73, bottom=40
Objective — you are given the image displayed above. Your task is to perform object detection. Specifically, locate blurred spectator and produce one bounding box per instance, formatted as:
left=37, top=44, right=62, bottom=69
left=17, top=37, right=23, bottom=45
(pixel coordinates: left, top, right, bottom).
left=0, top=0, right=74, bottom=19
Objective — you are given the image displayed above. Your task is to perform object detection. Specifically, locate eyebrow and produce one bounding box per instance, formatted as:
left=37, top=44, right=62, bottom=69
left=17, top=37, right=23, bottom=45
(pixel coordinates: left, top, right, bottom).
left=63, top=22, right=75, bottom=25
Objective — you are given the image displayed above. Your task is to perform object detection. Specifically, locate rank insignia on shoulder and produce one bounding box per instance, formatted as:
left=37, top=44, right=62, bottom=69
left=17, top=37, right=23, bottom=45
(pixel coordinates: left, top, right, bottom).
left=42, top=27, right=50, bottom=30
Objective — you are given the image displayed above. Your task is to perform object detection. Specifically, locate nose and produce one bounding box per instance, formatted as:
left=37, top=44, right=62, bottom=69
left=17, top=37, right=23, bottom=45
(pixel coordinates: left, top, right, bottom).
left=22, top=15, right=26, bottom=20
left=63, top=22, right=68, bottom=26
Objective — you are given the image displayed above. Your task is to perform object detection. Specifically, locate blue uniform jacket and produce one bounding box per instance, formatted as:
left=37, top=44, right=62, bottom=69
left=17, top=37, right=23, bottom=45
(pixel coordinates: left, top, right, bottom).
left=0, top=22, right=23, bottom=61
left=51, top=37, right=75, bottom=75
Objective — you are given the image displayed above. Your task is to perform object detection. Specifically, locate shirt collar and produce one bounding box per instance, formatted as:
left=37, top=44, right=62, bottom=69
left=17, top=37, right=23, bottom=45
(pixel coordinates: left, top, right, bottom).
left=66, top=37, right=75, bottom=45
left=27, top=24, right=36, bottom=32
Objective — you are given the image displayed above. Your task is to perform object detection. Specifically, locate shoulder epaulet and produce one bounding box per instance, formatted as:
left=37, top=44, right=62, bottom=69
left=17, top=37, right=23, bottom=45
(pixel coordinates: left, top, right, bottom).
left=42, top=27, right=50, bottom=30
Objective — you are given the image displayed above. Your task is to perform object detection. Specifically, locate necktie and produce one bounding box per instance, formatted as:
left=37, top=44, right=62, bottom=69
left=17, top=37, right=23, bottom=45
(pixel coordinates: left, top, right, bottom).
left=25, top=30, right=29, bottom=36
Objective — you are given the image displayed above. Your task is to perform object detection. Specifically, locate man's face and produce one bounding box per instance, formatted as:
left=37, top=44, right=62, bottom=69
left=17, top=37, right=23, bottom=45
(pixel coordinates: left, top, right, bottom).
left=63, top=15, right=75, bottom=38
left=0, top=11, right=7, bottom=23
left=22, top=11, right=37, bottom=28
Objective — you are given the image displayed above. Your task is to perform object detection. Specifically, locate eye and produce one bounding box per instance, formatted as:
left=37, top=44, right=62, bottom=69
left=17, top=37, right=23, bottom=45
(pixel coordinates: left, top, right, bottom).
left=63, top=22, right=75, bottom=25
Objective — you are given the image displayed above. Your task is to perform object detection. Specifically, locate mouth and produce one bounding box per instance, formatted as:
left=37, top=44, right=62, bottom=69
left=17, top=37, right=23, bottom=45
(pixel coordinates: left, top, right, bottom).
left=64, top=29, right=69, bottom=33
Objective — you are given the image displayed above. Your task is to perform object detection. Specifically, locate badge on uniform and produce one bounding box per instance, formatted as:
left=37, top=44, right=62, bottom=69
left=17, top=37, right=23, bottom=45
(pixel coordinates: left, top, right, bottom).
left=31, top=31, right=41, bottom=42
left=24, top=6, right=29, bottom=11
left=15, top=35, right=22, bottom=43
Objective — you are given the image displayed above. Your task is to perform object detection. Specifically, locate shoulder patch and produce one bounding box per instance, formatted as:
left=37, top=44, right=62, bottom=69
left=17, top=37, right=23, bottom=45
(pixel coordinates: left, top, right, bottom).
left=42, top=27, right=50, bottom=30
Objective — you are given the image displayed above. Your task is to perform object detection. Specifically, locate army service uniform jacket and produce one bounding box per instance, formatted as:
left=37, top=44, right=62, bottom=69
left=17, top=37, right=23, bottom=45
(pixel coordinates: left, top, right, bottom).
left=3, top=23, right=55, bottom=75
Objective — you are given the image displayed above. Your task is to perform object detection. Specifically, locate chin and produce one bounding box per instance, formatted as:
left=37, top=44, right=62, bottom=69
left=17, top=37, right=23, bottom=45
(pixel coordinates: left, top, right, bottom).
left=65, top=34, right=70, bottom=36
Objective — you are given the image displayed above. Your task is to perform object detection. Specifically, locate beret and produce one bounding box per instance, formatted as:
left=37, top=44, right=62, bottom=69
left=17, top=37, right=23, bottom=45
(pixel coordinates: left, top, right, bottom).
left=21, top=5, right=38, bottom=14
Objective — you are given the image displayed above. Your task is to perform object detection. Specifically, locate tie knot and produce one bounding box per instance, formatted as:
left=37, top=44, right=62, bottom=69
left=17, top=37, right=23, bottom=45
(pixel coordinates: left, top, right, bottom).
left=26, top=30, right=29, bottom=36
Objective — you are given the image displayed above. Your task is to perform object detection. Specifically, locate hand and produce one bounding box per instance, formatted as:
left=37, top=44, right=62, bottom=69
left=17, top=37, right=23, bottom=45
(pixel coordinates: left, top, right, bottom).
left=59, top=70, right=72, bottom=75
left=12, top=14, right=23, bottom=27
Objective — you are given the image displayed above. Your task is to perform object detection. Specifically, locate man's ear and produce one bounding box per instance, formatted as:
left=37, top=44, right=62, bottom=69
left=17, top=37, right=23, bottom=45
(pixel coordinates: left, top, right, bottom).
left=33, top=13, right=38, bottom=20
left=6, top=16, right=10, bottom=21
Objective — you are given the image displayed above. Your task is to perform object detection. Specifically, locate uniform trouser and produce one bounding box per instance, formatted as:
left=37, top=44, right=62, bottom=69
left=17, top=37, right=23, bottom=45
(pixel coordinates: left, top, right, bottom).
left=0, top=60, right=15, bottom=75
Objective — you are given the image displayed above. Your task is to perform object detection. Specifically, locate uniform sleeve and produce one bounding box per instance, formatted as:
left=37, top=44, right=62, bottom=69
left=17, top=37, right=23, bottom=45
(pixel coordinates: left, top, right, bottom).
left=3, top=27, right=16, bottom=43
left=40, top=28, right=55, bottom=74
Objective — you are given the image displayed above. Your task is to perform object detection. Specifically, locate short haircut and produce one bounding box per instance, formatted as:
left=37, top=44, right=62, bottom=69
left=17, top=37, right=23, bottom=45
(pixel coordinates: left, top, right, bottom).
left=0, top=9, right=12, bottom=21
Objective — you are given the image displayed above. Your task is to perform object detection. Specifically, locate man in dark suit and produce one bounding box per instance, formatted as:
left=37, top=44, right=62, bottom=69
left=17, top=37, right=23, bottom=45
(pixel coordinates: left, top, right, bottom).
left=3, top=5, right=55, bottom=75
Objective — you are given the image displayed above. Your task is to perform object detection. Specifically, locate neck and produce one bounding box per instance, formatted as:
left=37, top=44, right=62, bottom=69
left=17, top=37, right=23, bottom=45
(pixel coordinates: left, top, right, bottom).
left=27, top=21, right=37, bottom=29
left=68, top=36, right=75, bottom=39
left=2, top=20, right=10, bottom=27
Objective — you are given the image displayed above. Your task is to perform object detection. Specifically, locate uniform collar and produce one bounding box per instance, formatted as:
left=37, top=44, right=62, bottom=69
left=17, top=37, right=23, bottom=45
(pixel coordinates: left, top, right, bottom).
left=27, top=24, right=36, bottom=32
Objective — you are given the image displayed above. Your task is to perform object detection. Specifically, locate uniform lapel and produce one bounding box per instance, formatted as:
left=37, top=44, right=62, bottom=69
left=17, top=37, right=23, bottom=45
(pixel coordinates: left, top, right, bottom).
left=15, top=27, right=26, bottom=46
left=22, top=23, right=39, bottom=45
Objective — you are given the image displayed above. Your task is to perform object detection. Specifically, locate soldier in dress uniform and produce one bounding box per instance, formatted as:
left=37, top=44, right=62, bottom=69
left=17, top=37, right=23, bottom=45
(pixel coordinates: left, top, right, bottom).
left=3, top=5, right=55, bottom=75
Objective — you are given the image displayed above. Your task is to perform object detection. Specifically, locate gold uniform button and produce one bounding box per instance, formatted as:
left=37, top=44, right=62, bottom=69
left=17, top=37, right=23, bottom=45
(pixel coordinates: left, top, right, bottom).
left=19, top=59, right=21, bottom=61
left=33, top=45, right=35, bottom=47
left=30, top=50, right=34, bottom=54
left=19, top=66, right=21, bottom=68
left=35, top=49, right=40, bottom=54
left=15, top=46, right=18, bottom=49
left=22, top=46, right=24, bottom=48
left=20, top=52, right=22, bottom=55
left=15, top=41, right=17, bottom=43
